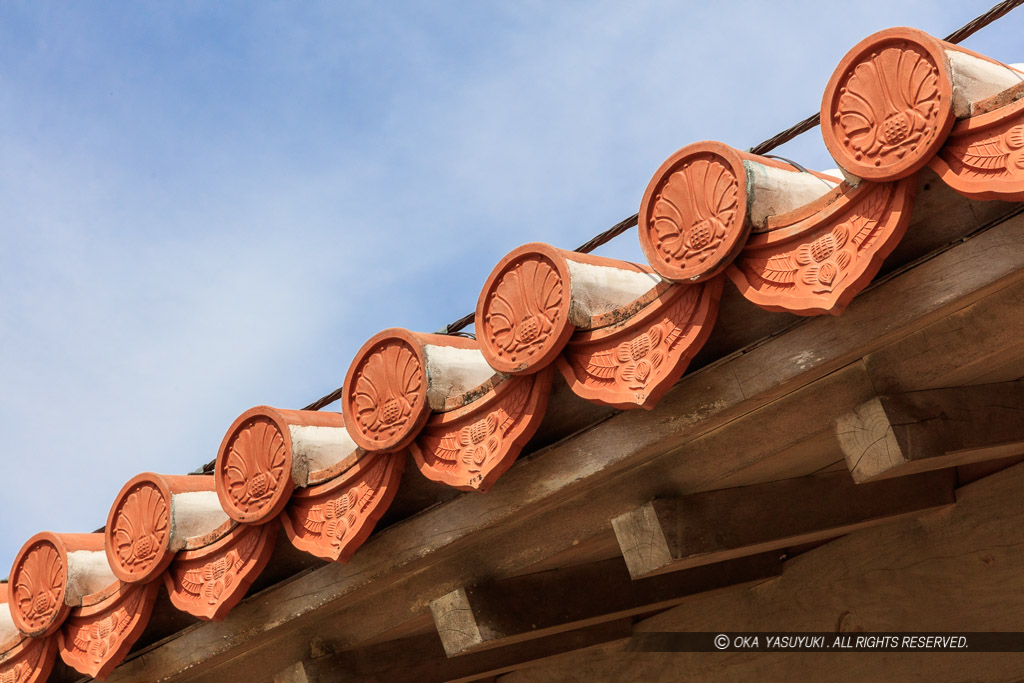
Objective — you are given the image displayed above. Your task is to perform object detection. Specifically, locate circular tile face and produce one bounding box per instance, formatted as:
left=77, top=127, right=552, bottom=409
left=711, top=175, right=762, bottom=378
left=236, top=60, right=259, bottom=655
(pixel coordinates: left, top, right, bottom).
left=477, top=250, right=570, bottom=374
left=640, top=145, right=747, bottom=282
left=107, top=480, right=171, bottom=582
left=822, top=30, right=952, bottom=180
left=217, top=413, right=293, bottom=524
left=344, top=334, right=427, bottom=452
left=9, top=538, right=66, bottom=635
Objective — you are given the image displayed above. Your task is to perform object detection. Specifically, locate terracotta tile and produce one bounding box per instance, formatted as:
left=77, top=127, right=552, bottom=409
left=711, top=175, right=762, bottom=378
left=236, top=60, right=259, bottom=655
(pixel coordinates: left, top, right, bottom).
left=556, top=277, right=722, bottom=409
left=343, top=329, right=491, bottom=453
left=930, top=92, right=1024, bottom=201
left=8, top=532, right=113, bottom=638
left=216, top=407, right=358, bottom=525
left=476, top=242, right=667, bottom=375
left=281, top=451, right=404, bottom=562
left=727, top=177, right=916, bottom=316
left=822, top=27, right=1021, bottom=181
left=0, top=633, right=57, bottom=683
left=105, top=473, right=229, bottom=584
left=410, top=368, right=554, bottom=491
left=1, top=583, right=57, bottom=683
left=638, top=142, right=835, bottom=283
left=57, top=580, right=159, bottom=679
left=164, top=522, right=277, bottom=621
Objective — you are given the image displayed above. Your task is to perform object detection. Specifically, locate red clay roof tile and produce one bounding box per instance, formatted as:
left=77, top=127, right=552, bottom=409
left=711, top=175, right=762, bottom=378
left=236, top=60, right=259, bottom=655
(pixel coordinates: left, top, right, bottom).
left=105, top=473, right=227, bottom=585
left=163, top=521, right=277, bottom=621
left=56, top=580, right=158, bottom=680
left=280, top=451, right=404, bottom=562
left=410, top=368, right=554, bottom=491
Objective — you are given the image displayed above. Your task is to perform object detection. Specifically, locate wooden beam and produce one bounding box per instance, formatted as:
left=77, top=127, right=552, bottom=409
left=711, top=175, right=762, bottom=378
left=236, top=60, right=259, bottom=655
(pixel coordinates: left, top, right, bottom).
left=864, top=276, right=1024, bottom=393
left=429, top=553, right=780, bottom=657
left=611, top=469, right=955, bottom=579
left=102, top=217, right=1024, bottom=682
left=287, top=620, right=631, bottom=683
left=500, top=461, right=1024, bottom=683
left=836, top=381, right=1024, bottom=483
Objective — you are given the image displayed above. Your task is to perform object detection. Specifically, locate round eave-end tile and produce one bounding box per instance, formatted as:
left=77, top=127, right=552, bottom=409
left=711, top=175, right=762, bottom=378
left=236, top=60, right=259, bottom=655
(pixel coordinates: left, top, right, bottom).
left=475, top=243, right=573, bottom=375
left=8, top=533, right=70, bottom=637
left=216, top=407, right=295, bottom=525
left=822, top=27, right=953, bottom=181
left=639, top=142, right=749, bottom=283
left=344, top=329, right=430, bottom=453
left=105, top=474, right=174, bottom=584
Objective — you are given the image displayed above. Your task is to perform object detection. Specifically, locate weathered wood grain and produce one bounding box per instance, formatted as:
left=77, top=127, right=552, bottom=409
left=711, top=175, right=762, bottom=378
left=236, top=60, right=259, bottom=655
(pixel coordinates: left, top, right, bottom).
left=502, top=461, right=1024, bottom=683
left=865, top=277, right=1024, bottom=393
left=282, top=620, right=631, bottom=683
left=836, top=381, right=1024, bottom=482
left=612, top=470, right=955, bottom=578
left=429, top=554, right=780, bottom=657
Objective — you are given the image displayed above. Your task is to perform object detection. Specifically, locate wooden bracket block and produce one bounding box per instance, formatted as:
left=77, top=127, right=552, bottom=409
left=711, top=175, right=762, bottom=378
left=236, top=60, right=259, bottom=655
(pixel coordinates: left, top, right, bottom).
left=611, top=470, right=955, bottom=579
left=835, top=381, right=1024, bottom=482
left=429, top=552, right=780, bottom=657
left=273, top=661, right=311, bottom=683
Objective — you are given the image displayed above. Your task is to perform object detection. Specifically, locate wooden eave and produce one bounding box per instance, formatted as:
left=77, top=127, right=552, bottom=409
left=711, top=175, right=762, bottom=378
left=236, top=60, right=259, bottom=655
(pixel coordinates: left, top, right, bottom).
left=88, top=173, right=1024, bottom=682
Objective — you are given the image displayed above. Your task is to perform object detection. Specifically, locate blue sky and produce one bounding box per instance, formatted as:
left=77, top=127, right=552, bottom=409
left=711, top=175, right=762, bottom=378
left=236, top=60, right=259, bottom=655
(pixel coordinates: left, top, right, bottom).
left=1, top=1, right=1020, bottom=574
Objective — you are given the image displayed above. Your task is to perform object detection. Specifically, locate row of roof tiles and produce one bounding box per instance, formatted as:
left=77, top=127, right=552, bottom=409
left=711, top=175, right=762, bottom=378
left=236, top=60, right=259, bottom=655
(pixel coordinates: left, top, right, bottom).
left=3, top=26, right=1024, bottom=681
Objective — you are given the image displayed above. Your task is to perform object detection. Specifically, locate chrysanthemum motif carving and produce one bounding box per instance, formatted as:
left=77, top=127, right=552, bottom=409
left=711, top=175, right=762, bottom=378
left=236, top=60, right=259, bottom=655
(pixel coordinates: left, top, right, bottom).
left=558, top=279, right=722, bottom=409
left=823, top=30, right=952, bottom=180
left=0, top=636, right=55, bottom=683
left=0, top=660, right=30, bottom=683
left=483, top=256, right=564, bottom=366
left=299, top=459, right=385, bottom=550
left=650, top=158, right=737, bottom=269
left=349, top=340, right=423, bottom=449
left=11, top=542, right=65, bottom=635
left=835, top=47, right=940, bottom=162
left=59, top=582, right=157, bottom=679
left=411, top=371, right=550, bottom=491
left=729, top=179, right=914, bottom=316
left=640, top=144, right=750, bottom=283
left=612, top=326, right=665, bottom=389
left=795, top=225, right=854, bottom=292
left=166, top=523, right=275, bottom=621
left=931, top=95, right=1024, bottom=201
left=181, top=532, right=256, bottom=606
left=950, top=124, right=1024, bottom=176
left=221, top=416, right=290, bottom=520
left=282, top=452, right=404, bottom=562
left=110, top=482, right=169, bottom=580
left=67, top=593, right=138, bottom=667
